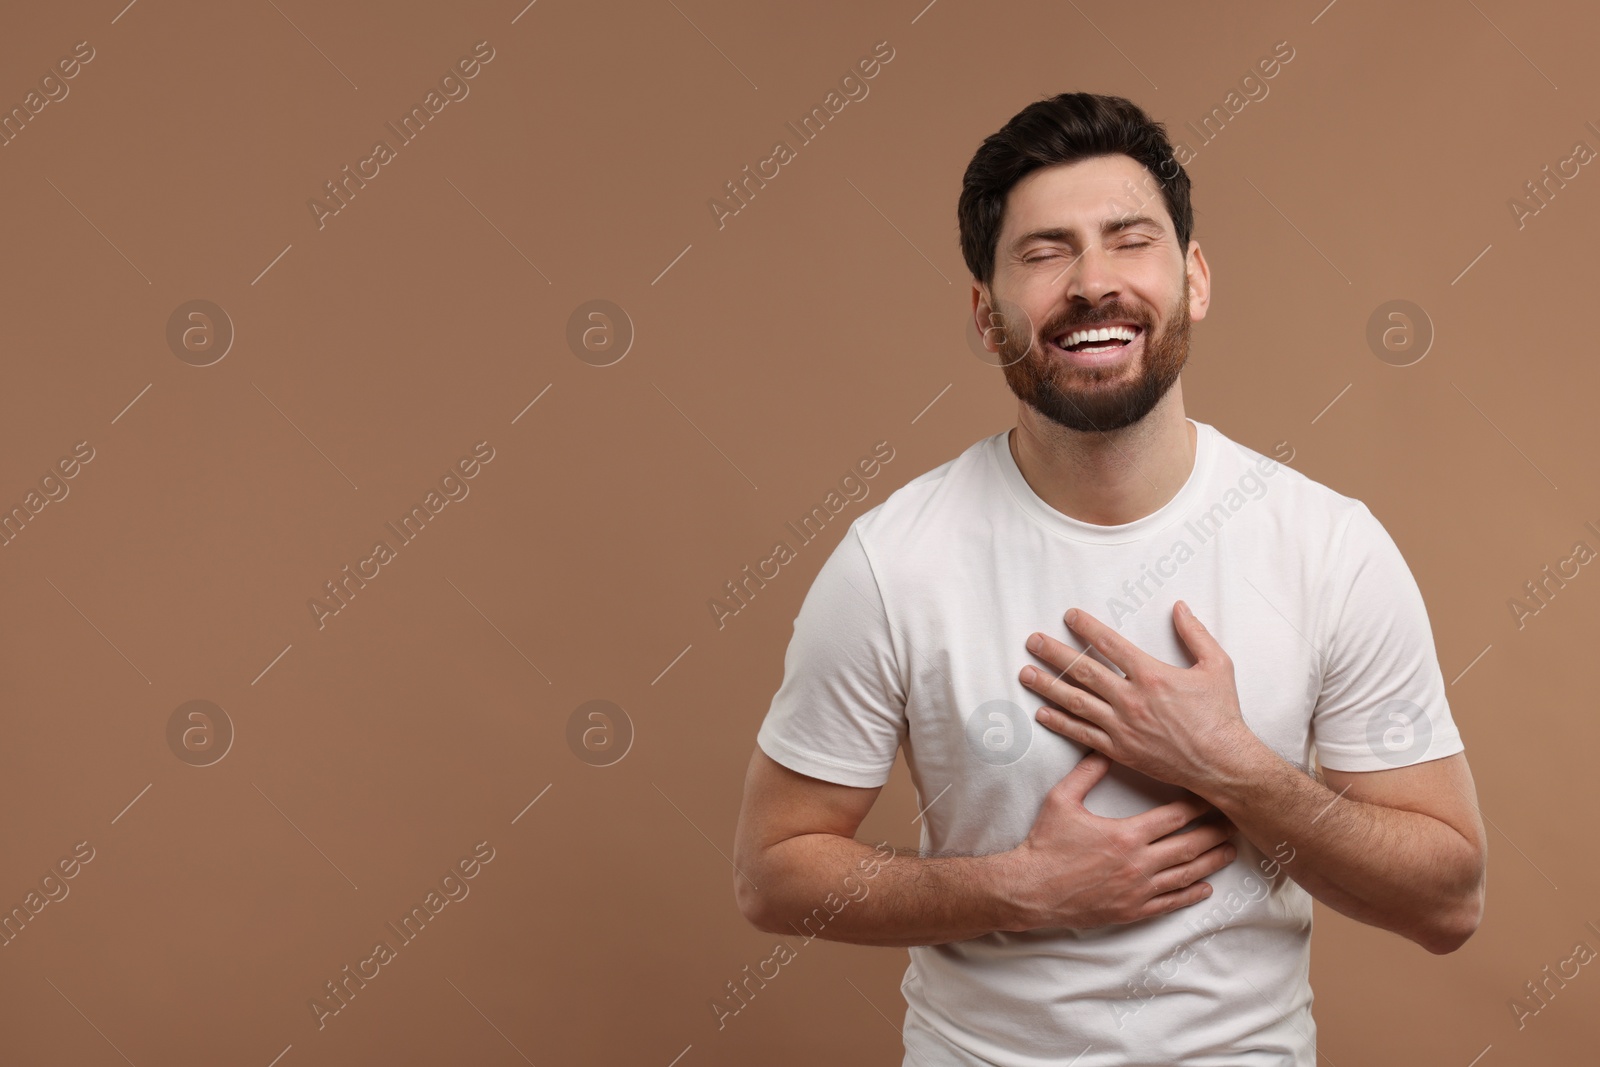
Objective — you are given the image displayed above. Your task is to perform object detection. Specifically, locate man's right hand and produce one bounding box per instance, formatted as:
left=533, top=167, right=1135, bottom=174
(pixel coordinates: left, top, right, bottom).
left=1000, top=750, right=1239, bottom=930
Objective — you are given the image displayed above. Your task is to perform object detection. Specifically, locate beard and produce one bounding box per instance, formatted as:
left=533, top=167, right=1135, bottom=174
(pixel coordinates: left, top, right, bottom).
left=994, top=282, right=1191, bottom=433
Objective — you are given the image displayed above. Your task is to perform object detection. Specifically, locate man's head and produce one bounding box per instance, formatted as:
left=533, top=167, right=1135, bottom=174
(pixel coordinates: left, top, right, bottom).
left=958, top=93, right=1209, bottom=433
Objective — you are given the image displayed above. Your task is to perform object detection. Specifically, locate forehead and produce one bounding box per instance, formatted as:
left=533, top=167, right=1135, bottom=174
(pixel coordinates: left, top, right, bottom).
left=1000, top=154, right=1172, bottom=239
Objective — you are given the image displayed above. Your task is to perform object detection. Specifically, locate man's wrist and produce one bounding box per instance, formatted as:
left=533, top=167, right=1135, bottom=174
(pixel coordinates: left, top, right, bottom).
left=981, top=845, right=1040, bottom=933
left=1192, top=726, right=1289, bottom=811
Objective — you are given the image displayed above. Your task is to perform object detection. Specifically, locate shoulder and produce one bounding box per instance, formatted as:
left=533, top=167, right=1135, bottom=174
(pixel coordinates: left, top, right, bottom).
left=849, top=430, right=1007, bottom=551
left=1199, top=422, right=1375, bottom=547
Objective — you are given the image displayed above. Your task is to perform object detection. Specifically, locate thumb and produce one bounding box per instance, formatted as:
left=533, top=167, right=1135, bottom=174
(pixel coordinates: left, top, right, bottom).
left=1058, top=749, right=1111, bottom=804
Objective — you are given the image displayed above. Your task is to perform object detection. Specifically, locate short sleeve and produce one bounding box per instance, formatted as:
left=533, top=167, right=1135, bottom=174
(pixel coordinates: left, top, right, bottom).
left=755, top=521, right=908, bottom=788
left=1310, top=502, right=1466, bottom=772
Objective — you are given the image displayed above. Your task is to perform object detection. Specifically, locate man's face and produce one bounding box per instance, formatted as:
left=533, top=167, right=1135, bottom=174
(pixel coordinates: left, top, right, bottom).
left=977, top=154, right=1205, bottom=433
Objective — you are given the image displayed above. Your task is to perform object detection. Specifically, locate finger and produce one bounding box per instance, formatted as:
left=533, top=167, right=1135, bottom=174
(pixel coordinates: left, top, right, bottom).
left=1148, top=822, right=1234, bottom=870
left=1150, top=840, right=1237, bottom=896
left=1134, top=795, right=1215, bottom=840
left=1024, top=631, right=1126, bottom=702
left=1024, top=667, right=1114, bottom=729
left=1064, top=607, right=1151, bottom=682
left=1133, top=879, right=1215, bottom=922
left=1055, top=749, right=1112, bottom=805
left=1173, top=600, right=1227, bottom=670
left=1034, top=704, right=1113, bottom=755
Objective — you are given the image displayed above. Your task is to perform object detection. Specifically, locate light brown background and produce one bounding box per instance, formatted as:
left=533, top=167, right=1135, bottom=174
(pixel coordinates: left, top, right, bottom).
left=0, top=0, right=1594, bottom=1063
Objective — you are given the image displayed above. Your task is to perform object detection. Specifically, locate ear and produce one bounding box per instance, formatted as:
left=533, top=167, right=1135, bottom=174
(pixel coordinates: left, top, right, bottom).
left=1184, top=241, right=1211, bottom=323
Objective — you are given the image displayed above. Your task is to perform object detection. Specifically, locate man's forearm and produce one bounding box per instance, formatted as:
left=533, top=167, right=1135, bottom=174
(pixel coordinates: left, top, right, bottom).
left=1202, top=741, right=1483, bottom=953
left=742, top=833, right=1019, bottom=947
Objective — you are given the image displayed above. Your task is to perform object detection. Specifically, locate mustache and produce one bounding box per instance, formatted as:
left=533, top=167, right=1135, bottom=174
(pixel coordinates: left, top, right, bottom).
left=1039, top=305, right=1151, bottom=339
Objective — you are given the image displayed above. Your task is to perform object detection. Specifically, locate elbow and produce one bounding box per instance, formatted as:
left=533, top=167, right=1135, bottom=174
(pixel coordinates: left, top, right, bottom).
left=734, top=863, right=782, bottom=934
left=1422, top=918, right=1478, bottom=955
left=1420, top=873, right=1486, bottom=955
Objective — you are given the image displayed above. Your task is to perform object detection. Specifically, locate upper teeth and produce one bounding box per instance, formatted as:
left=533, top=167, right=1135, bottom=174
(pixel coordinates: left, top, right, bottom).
left=1059, top=325, right=1138, bottom=347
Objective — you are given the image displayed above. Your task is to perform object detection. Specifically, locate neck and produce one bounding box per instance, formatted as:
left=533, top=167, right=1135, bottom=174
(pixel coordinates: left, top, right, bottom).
left=1007, top=385, right=1196, bottom=527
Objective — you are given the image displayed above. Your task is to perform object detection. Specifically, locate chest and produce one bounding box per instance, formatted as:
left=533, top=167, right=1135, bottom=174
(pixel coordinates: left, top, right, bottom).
left=883, top=526, right=1325, bottom=851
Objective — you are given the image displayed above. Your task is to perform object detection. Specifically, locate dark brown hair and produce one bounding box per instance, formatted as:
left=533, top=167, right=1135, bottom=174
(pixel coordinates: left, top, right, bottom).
left=957, top=93, right=1194, bottom=286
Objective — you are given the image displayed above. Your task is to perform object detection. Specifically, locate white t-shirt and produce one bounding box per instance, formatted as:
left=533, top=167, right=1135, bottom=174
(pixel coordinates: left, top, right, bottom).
left=756, top=418, right=1465, bottom=1067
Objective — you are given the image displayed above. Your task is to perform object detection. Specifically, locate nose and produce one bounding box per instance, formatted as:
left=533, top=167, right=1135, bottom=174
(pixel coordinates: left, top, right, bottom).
left=1055, top=238, right=1120, bottom=307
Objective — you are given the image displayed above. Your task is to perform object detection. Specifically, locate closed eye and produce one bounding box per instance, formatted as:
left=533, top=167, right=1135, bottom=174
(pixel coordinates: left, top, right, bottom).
left=1025, top=240, right=1151, bottom=263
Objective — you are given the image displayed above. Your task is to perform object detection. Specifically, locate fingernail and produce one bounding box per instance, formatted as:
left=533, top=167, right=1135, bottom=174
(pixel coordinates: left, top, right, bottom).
left=1065, top=609, right=1078, bottom=626
left=1026, top=633, right=1043, bottom=652
left=1020, top=666, right=1036, bottom=683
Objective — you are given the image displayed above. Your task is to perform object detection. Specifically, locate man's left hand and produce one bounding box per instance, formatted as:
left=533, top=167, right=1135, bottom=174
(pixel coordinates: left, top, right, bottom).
left=1018, top=602, right=1265, bottom=793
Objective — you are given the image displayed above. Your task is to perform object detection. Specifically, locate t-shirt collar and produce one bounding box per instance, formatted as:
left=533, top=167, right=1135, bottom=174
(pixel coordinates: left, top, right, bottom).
left=988, top=418, right=1216, bottom=545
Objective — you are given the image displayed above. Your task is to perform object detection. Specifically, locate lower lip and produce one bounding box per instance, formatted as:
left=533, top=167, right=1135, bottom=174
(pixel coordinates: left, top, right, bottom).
left=1049, top=329, right=1143, bottom=367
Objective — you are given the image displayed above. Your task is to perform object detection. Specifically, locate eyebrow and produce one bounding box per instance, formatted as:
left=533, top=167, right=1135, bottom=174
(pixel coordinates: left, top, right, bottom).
left=1008, top=214, right=1165, bottom=253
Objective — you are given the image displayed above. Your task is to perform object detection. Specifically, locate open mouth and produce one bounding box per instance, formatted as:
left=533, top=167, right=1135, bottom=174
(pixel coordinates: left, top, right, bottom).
left=1049, top=323, right=1143, bottom=359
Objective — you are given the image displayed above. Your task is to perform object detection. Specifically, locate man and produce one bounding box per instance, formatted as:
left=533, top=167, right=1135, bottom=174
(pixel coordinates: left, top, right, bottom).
left=732, top=92, right=1485, bottom=1066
